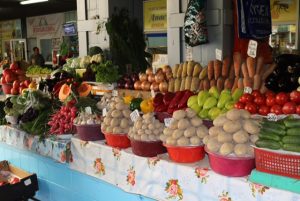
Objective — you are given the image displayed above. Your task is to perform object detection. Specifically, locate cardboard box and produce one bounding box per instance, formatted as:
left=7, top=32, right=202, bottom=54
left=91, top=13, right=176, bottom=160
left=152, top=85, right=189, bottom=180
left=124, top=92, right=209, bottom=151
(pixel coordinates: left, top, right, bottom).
left=0, top=161, right=38, bottom=201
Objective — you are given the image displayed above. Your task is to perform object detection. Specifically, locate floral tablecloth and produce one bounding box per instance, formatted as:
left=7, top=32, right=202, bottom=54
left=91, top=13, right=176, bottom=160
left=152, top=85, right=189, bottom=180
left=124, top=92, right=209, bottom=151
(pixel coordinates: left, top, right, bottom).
left=0, top=126, right=71, bottom=163
left=70, top=136, right=300, bottom=201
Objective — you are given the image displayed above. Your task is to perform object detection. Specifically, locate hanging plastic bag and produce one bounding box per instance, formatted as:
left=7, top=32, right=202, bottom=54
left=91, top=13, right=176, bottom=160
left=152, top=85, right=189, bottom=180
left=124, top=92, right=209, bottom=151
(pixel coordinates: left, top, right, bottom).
left=184, top=0, right=208, bottom=47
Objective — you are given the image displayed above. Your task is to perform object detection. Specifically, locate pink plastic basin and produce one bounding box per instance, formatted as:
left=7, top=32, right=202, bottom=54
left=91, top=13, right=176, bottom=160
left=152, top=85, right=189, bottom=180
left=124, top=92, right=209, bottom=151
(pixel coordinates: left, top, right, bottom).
left=130, top=138, right=166, bottom=157
left=75, top=124, right=104, bottom=141
left=205, top=147, right=255, bottom=177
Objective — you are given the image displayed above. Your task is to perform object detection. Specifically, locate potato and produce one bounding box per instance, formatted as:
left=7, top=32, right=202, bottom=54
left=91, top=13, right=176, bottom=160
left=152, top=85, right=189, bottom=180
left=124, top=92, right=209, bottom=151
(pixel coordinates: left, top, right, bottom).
left=219, top=142, right=234, bottom=155
left=138, top=129, right=145, bottom=135
left=104, top=117, right=112, bottom=125
left=160, top=135, right=167, bottom=142
left=234, top=144, right=248, bottom=156
left=120, top=119, right=129, bottom=129
left=141, top=134, right=149, bottom=141
left=240, top=109, right=250, bottom=119
left=135, top=120, right=143, bottom=129
left=109, top=102, right=116, bottom=109
left=106, top=126, right=113, bottom=133
left=172, top=129, right=184, bottom=139
left=148, top=123, right=155, bottom=130
left=110, top=118, right=120, bottom=127
left=197, top=126, right=208, bottom=138
left=111, top=110, right=122, bottom=118
left=213, top=115, right=227, bottom=127
left=113, top=127, right=122, bottom=133
left=203, top=135, right=210, bottom=144
left=209, top=126, right=223, bottom=137
left=177, top=136, right=189, bottom=146
left=233, top=130, right=249, bottom=144
left=122, top=110, right=131, bottom=118
left=191, top=117, right=203, bottom=127
left=223, top=120, right=241, bottom=133
left=148, top=135, right=157, bottom=141
left=169, top=120, right=179, bottom=129
left=250, top=135, right=259, bottom=143
left=217, top=132, right=233, bottom=143
left=243, top=119, right=260, bottom=135
left=166, top=137, right=177, bottom=145
left=155, top=122, right=161, bottom=129
left=178, top=119, right=190, bottom=130
left=190, top=136, right=201, bottom=145
left=173, top=110, right=186, bottom=120
left=247, top=145, right=254, bottom=156
left=226, top=109, right=241, bottom=121
left=163, top=128, right=173, bottom=136
left=186, top=108, right=197, bottom=118
left=143, top=113, right=153, bottom=120
left=142, top=125, right=147, bottom=130
left=116, top=103, right=126, bottom=110
left=207, top=139, right=221, bottom=153
left=145, top=118, right=154, bottom=124
left=184, top=127, right=196, bottom=137
left=153, top=129, right=160, bottom=135
left=134, top=135, right=141, bottom=140
left=145, top=129, right=152, bottom=135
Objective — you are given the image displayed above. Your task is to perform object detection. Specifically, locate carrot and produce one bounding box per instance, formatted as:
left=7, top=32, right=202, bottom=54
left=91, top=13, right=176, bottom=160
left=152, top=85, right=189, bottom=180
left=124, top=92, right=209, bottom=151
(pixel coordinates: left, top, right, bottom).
left=243, top=77, right=252, bottom=88
left=241, top=62, right=249, bottom=78
left=233, top=52, right=242, bottom=77
left=231, top=77, right=239, bottom=93
left=224, top=78, right=233, bottom=90
left=238, top=78, right=244, bottom=89
left=246, top=57, right=256, bottom=78
left=221, top=57, right=231, bottom=77
left=217, top=77, right=224, bottom=91
left=207, top=60, right=214, bottom=80
left=262, top=63, right=277, bottom=81
left=203, top=79, right=210, bottom=90
left=210, top=79, right=216, bottom=87
left=255, top=56, right=264, bottom=75
left=229, top=63, right=235, bottom=79
left=214, top=60, right=222, bottom=80
left=253, top=74, right=261, bottom=90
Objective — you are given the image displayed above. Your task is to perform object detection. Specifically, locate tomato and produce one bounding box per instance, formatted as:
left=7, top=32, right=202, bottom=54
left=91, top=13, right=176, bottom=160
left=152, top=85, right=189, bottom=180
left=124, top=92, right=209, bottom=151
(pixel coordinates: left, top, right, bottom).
left=234, top=102, right=245, bottom=109
left=15, top=69, right=24, bottom=75
left=254, top=96, right=266, bottom=106
left=258, top=105, right=270, bottom=116
left=276, top=92, right=289, bottom=105
left=1, top=76, right=7, bottom=84
left=296, top=105, right=300, bottom=115
left=10, top=88, right=18, bottom=95
left=266, top=96, right=276, bottom=107
left=10, top=62, right=19, bottom=70
left=270, top=105, right=282, bottom=115
left=251, top=90, right=262, bottom=98
left=18, top=75, right=26, bottom=81
left=5, top=73, right=16, bottom=83
left=290, top=90, right=300, bottom=104
left=239, top=94, right=254, bottom=103
left=13, top=80, right=20, bottom=89
left=24, top=80, right=31, bottom=87
left=245, top=102, right=258, bottom=114
left=265, top=91, right=275, bottom=97
left=3, top=69, right=12, bottom=77
left=282, top=102, right=296, bottom=114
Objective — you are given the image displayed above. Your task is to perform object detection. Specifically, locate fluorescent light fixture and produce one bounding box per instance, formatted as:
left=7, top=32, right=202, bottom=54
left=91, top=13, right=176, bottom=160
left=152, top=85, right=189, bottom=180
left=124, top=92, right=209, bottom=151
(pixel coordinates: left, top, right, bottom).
left=20, top=0, right=48, bottom=5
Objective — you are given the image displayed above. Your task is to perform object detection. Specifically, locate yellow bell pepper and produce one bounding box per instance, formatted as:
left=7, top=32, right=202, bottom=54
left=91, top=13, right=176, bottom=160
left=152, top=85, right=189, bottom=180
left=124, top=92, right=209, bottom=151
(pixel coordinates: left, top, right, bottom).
left=123, top=95, right=133, bottom=104
left=28, top=82, right=37, bottom=89
left=140, top=99, right=154, bottom=114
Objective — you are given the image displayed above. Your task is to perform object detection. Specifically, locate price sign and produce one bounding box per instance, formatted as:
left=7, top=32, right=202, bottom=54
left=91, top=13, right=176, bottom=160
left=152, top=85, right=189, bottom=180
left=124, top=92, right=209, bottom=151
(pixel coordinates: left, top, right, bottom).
left=102, top=108, right=107, bottom=117
left=186, top=45, right=193, bottom=61
left=215, top=48, right=223, bottom=61
left=164, top=118, right=173, bottom=127
left=85, top=107, right=92, bottom=114
left=267, top=113, right=278, bottom=121
left=244, top=87, right=253, bottom=94
left=247, top=40, right=258, bottom=58
left=112, top=90, right=118, bottom=97
left=151, top=90, right=156, bottom=98
left=24, top=179, right=31, bottom=186
left=130, top=109, right=140, bottom=122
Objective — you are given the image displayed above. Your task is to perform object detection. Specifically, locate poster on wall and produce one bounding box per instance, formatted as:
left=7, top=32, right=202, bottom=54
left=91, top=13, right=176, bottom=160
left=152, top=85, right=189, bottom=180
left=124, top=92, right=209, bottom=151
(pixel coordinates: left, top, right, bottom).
left=144, top=0, right=167, bottom=32
left=271, top=0, right=298, bottom=23
left=0, top=19, right=22, bottom=40
left=26, top=13, right=64, bottom=38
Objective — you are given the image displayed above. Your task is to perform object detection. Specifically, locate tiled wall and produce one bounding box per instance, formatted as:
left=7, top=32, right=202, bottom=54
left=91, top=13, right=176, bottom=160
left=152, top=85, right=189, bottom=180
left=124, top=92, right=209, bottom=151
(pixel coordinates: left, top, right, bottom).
left=0, top=142, right=155, bottom=201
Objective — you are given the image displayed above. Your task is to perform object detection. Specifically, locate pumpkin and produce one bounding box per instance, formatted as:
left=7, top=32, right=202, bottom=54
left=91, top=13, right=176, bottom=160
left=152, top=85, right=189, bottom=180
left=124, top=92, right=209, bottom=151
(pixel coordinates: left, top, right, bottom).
left=78, top=82, right=92, bottom=97
left=59, top=84, right=71, bottom=101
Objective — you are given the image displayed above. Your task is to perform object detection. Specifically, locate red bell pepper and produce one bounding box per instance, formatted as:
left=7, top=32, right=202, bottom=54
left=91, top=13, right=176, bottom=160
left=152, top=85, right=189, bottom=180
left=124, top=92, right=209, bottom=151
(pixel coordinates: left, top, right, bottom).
left=154, top=104, right=168, bottom=112
left=178, top=90, right=194, bottom=109
left=163, top=92, right=175, bottom=105
left=168, top=91, right=185, bottom=110
left=153, top=93, right=164, bottom=107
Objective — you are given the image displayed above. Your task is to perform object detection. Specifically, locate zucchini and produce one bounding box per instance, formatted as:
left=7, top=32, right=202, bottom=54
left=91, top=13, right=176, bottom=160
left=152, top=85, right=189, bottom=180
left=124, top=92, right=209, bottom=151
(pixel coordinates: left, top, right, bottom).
left=286, top=128, right=300, bottom=136
left=283, top=119, right=300, bottom=128
left=259, top=132, right=281, bottom=141
left=255, top=139, right=281, bottom=150
left=261, top=121, right=285, bottom=130
left=260, top=127, right=286, bottom=136
left=282, top=144, right=300, bottom=153
left=282, top=136, right=300, bottom=144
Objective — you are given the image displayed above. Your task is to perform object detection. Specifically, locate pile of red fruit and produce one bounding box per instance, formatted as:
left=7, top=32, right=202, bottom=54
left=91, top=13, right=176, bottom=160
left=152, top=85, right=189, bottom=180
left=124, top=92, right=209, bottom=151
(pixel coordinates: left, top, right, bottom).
left=48, top=106, right=77, bottom=135
left=234, top=90, right=300, bottom=115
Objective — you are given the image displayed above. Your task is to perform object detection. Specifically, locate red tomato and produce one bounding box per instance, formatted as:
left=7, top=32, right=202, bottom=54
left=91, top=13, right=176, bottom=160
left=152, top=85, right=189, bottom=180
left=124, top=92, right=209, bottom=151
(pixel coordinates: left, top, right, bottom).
left=270, top=105, right=282, bottom=115
left=282, top=102, right=296, bottom=114
left=265, top=91, right=275, bottom=97
left=1, top=76, right=7, bottom=84
left=24, top=80, right=31, bottom=87
left=239, top=94, right=254, bottom=103
left=18, top=75, right=26, bottom=81
left=20, top=82, right=26, bottom=88
left=296, top=105, right=300, bottom=115
left=258, top=105, right=270, bottom=116
left=254, top=96, right=266, bottom=106
left=234, top=102, right=245, bottom=109
left=266, top=96, right=276, bottom=107
left=10, top=88, right=19, bottom=95
left=290, top=90, right=300, bottom=104
left=3, top=69, right=12, bottom=77
left=15, top=69, right=24, bottom=75
left=10, top=62, right=19, bottom=70
left=276, top=92, right=289, bottom=105
left=245, top=103, right=258, bottom=114
left=5, top=73, right=16, bottom=83
left=251, top=90, right=262, bottom=98
left=19, top=86, right=26, bottom=94
left=13, top=80, right=20, bottom=89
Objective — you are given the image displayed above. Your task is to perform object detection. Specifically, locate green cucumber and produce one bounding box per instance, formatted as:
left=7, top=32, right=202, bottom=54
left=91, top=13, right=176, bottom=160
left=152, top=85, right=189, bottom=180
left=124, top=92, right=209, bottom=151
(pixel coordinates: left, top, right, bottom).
left=282, top=136, right=300, bottom=144
left=259, top=133, right=281, bottom=141
left=255, top=139, right=281, bottom=150
left=283, top=119, right=300, bottom=128
left=261, top=121, right=285, bottom=130
left=260, top=127, right=286, bottom=136
left=282, top=144, right=300, bottom=153
left=286, top=128, right=300, bottom=136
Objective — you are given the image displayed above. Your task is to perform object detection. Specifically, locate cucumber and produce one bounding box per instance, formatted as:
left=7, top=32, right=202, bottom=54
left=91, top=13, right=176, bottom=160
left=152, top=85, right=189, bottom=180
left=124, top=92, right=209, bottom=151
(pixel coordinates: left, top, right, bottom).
left=283, top=119, right=300, bottom=128
left=286, top=128, right=300, bottom=136
left=283, top=144, right=300, bottom=153
left=261, top=121, right=285, bottom=130
left=255, top=139, right=281, bottom=150
left=282, top=136, right=300, bottom=144
left=259, top=133, right=281, bottom=141
left=260, top=127, right=286, bottom=136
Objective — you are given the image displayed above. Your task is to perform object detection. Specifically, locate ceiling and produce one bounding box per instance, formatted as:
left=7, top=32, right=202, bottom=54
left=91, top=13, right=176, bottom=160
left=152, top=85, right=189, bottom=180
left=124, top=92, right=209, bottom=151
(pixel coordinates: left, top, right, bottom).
left=0, top=0, right=77, bottom=20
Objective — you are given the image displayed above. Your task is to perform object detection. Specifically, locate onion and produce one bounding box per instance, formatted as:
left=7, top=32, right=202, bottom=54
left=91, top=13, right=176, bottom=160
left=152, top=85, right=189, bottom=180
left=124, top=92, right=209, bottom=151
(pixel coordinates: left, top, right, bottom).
left=145, top=67, right=153, bottom=75
left=156, top=68, right=163, bottom=74
left=134, top=81, right=142, bottom=90
left=141, top=81, right=151, bottom=91
left=155, top=73, right=165, bottom=83
left=165, top=72, right=173, bottom=81
left=148, top=74, right=155, bottom=83
left=159, top=81, right=168, bottom=92
left=139, top=73, right=148, bottom=82
left=162, top=65, right=172, bottom=73
left=150, top=82, right=159, bottom=92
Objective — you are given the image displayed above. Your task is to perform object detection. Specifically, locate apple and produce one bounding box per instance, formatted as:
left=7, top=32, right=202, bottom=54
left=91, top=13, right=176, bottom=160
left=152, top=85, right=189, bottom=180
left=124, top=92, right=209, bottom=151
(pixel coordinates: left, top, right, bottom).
left=1, top=76, right=7, bottom=84
left=11, top=88, right=18, bottom=95
left=282, top=102, right=296, bottom=114
left=290, top=90, right=300, bottom=104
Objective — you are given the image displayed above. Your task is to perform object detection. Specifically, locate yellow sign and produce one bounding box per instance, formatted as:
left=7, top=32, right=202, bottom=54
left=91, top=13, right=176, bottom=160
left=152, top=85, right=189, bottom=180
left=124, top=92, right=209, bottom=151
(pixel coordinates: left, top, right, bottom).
left=271, top=0, right=298, bottom=22
left=144, top=0, right=167, bottom=32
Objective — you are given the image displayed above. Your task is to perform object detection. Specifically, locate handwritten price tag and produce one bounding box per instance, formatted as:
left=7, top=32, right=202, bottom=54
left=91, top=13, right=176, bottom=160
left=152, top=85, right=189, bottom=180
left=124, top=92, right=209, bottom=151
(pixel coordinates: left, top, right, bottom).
left=164, top=118, right=173, bottom=127
left=102, top=108, right=107, bottom=117
left=112, top=90, right=118, bottom=97
left=267, top=113, right=278, bottom=121
left=151, top=90, right=156, bottom=98
left=244, top=87, right=253, bottom=94
left=215, top=48, right=223, bottom=61
left=247, top=40, right=258, bottom=58
left=130, top=109, right=140, bottom=122
left=85, top=107, right=92, bottom=114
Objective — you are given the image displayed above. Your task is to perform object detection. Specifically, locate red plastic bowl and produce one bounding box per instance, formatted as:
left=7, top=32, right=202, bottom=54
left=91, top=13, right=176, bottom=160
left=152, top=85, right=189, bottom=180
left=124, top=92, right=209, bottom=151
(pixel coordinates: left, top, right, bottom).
left=130, top=138, right=167, bottom=157
left=205, top=147, right=255, bottom=177
left=164, top=144, right=205, bottom=163
left=75, top=124, right=104, bottom=141
left=2, top=83, right=12, bottom=94
left=102, top=131, right=131, bottom=149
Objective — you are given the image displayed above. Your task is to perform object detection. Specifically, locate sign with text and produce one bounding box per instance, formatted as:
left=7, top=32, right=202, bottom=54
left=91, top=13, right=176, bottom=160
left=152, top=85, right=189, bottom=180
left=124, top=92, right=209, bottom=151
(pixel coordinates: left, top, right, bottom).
left=144, top=0, right=167, bottom=32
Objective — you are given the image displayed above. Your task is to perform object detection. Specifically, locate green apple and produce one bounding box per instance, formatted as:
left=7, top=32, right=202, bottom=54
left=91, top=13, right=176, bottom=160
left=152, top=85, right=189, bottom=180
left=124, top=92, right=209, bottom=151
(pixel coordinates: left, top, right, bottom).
left=209, top=86, right=220, bottom=99
left=208, top=107, right=222, bottom=120
left=198, top=109, right=209, bottom=119
left=203, top=97, right=217, bottom=110
left=190, top=103, right=201, bottom=113
left=187, top=95, right=198, bottom=107
left=197, top=90, right=210, bottom=107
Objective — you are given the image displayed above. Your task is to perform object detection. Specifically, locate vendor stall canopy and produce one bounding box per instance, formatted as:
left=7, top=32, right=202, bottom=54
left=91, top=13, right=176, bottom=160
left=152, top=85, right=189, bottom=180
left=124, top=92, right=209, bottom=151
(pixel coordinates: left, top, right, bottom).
left=0, top=0, right=76, bottom=20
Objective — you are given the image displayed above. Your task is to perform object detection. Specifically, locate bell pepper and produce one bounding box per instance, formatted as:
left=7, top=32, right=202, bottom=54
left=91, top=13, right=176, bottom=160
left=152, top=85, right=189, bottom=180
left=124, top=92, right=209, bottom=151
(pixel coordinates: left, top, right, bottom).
left=153, top=93, right=164, bottom=107
left=130, top=98, right=143, bottom=111
left=178, top=90, right=194, bottom=109
left=154, top=104, right=168, bottom=112
left=140, top=99, right=154, bottom=114
left=168, top=91, right=185, bottom=110
left=163, top=92, right=175, bottom=105
left=123, top=95, right=133, bottom=104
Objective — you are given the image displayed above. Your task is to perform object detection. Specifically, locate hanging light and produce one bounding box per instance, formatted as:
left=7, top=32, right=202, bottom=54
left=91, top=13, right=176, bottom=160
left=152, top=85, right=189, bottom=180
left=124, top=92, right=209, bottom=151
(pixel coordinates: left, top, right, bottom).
left=20, top=0, right=48, bottom=5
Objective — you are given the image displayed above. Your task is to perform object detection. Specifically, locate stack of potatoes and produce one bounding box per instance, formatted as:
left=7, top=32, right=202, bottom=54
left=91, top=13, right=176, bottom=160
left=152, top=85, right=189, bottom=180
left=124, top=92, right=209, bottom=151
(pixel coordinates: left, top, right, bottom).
left=101, top=97, right=133, bottom=134
left=160, top=109, right=209, bottom=146
left=128, top=113, right=164, bottom=141
left=96, top=93, right=113, bottom=111
left=203, top=109, right=260, bottom=157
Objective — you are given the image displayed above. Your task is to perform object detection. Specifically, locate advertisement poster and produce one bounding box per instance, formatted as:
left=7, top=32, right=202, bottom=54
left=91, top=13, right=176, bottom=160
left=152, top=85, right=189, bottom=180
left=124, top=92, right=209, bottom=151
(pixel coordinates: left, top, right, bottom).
left=144, top=0, right=167, bottom=32
left=0, top=19, right=22, bottom=40
left=271, top=0, right=298, bottom=22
